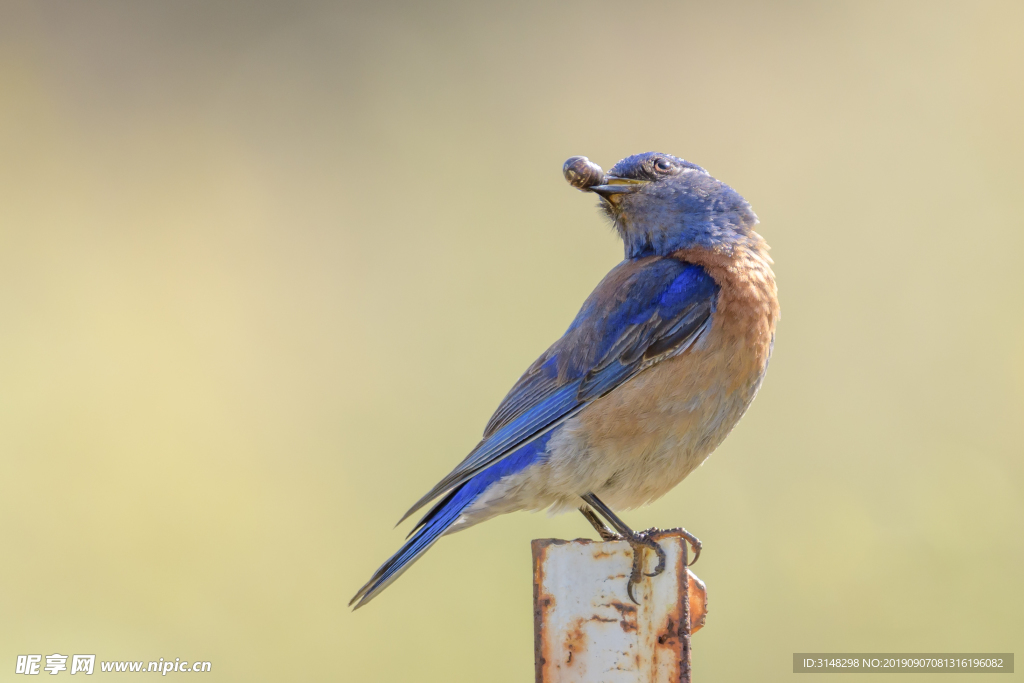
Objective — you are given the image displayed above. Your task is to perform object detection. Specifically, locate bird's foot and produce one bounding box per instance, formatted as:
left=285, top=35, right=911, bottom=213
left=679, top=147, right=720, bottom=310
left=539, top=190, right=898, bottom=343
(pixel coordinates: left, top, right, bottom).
left=579, top=505, right=619, bottom=541
left=576, top=495, right=698, bottom=603
left=660, top=526, right=702, bottom=566
left=625, top=529, right=667, bottom=605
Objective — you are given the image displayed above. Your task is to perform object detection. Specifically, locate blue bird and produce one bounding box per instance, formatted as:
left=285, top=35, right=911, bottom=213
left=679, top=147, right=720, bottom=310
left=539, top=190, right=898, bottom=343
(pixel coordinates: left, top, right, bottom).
left=350, top=152, right=779, bottom=608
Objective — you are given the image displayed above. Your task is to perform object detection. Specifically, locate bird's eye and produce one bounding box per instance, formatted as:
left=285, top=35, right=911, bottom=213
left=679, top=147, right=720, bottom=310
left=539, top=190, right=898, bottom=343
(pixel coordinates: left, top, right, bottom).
left=653, top=158, right=673, bottom=173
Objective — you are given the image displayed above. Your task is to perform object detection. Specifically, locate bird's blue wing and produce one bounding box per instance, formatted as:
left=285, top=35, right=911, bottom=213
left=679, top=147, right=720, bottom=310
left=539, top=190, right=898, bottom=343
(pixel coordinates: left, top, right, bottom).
left=398, top=255, right=718, bottom=526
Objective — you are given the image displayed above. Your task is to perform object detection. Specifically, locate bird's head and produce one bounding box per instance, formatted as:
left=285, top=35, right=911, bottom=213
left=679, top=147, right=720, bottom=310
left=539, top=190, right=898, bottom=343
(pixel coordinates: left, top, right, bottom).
left=564, top=152, right=758, bottom=259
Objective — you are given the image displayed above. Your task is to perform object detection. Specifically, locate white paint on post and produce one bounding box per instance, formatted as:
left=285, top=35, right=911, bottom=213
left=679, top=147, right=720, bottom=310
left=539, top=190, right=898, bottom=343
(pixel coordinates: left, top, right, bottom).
left=533, top=531, right=706, bottom=683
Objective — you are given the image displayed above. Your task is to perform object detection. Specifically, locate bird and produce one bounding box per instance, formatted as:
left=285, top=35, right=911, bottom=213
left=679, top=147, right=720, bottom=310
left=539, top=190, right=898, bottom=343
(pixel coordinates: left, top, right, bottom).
left=350, top=152, right=779, bottom=608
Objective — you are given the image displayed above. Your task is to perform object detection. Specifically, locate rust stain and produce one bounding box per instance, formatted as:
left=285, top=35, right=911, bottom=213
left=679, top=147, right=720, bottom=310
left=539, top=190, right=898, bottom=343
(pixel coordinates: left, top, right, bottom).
left=563, top=617, right=588, bottom=666
left=532, top=540, right=553, bottom=683
left=687, top=569, right=707, bottom=634
left=607, top=600, right=637, bottom=617
left=657, top=616, right=678, bottom=646
left=607, top=600, right=638, bottom=633
left=679, top=558, right=693, bottom=683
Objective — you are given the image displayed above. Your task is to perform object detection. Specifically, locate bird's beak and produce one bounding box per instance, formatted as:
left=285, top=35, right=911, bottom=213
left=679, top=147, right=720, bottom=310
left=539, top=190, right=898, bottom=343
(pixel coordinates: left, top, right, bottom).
left=587, top=176, right=648, bottom=200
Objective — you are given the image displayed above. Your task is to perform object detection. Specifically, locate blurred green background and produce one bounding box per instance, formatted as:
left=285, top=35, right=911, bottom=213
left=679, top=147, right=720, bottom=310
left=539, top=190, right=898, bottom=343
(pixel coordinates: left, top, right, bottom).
left=1, top=1, right=1022, bottom=681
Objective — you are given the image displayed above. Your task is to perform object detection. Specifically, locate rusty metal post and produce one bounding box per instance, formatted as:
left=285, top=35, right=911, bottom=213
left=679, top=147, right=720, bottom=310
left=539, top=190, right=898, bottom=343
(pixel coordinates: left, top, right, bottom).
left=533, top=531, right=707, bottom=683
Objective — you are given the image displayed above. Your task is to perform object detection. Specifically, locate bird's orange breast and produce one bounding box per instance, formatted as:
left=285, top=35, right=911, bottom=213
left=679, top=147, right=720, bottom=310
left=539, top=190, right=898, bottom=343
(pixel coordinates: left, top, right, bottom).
left=548, top=234, right=779, bottom=510
left=673, top=235, right=780, bottom=383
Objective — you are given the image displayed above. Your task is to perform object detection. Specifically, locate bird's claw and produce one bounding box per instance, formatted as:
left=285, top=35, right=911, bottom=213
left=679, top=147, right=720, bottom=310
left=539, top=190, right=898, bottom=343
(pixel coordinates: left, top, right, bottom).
left=626, top=576, right=641, bottom=604
left=661, top=526, right=702, bottom=566
left=625, top=529, right=667, bottom=604
left=636, top=529, right=668, bottom=577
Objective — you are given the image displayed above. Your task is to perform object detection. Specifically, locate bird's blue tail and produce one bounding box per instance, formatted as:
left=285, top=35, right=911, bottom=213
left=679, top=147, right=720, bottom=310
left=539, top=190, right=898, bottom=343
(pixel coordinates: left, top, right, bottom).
left=349, top=433, right=551, bottom=609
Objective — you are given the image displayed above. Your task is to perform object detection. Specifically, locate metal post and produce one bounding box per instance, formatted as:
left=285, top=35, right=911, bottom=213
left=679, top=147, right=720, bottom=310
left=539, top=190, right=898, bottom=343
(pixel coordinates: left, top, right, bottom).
left=533, top=531, right=707, bottom=683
